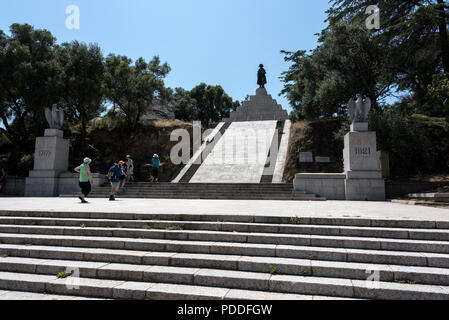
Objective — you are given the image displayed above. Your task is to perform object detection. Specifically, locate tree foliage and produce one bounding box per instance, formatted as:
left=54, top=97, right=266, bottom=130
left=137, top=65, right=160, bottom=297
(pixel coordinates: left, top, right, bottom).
left=103, top=54, right=171, bottom=132
left=189, top=83, right=240, bottom=127
left=282, top=0, right=449, bottom=120
left=56, top=41, right=105, bottom=152
left=0, top=24, right=60, bottom=150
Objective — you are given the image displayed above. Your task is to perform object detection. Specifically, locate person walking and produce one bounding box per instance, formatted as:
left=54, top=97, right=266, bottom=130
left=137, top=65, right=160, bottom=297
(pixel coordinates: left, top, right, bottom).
left=126, top=155, right=135, bottom=183
left=74, top=158, right=94, bottom=204
left=108, top=160, right=122, bottom=201
left=118, top=160, right=128, bottom=189
left=150, top=154, right=162, bottom=183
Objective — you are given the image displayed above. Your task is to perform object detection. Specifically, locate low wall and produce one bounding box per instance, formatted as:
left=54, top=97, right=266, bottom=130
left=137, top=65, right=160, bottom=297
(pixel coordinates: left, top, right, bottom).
left=58, top=172, right=107, bottom=195
left=294, top=173, right=346, bottom=200
left=2, top=176, right=26, bottom=197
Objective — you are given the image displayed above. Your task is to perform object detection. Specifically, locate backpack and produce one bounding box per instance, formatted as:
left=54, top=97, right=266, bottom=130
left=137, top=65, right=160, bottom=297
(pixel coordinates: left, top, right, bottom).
left=107, top=167, right=117, bottom=182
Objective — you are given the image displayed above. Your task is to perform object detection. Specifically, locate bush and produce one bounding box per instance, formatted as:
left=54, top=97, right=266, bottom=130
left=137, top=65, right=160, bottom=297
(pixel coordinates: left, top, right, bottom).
left=369, top=110, right=449, bottom=176
left=16, top=154, right=34, bottom=177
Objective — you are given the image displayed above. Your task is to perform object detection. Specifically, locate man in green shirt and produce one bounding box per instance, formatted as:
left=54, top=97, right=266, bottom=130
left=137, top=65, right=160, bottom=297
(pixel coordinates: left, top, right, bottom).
left=74, top=158, right=94, bottom=204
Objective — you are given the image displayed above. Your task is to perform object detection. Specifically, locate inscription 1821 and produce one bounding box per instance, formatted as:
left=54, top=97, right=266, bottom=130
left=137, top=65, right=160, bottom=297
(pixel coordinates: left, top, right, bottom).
left=355, top=147, right=371, bottom=156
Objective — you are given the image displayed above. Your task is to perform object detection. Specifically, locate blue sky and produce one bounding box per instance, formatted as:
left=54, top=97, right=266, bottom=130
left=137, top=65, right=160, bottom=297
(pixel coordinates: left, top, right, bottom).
left=0, top=0, right=330, bottom=113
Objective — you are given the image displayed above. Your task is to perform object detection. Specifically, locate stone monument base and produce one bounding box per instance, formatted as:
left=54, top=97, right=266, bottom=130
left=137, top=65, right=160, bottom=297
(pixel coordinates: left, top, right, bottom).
left=294, top=122, right=386, bottom=201
left=25, top=129, right=69, bottom=197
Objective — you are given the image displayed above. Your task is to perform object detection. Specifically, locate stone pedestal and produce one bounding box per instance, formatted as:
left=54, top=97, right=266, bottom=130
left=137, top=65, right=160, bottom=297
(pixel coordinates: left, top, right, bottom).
left=223, top=88, right=289, bottom=122
left=294, top=122, right=386, bottom=201
left=25, top=129, right=70, bottom=197
left=343, top=123, right=385, bottom=201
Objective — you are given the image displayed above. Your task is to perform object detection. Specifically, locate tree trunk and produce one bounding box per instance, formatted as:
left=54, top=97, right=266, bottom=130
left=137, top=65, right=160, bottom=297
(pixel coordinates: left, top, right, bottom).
left=437, top=0, right=449, bottom=73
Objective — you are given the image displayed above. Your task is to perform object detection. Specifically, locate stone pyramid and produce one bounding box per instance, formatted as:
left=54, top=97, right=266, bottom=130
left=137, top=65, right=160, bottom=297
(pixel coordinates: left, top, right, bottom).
left=224, top=88, right=289, bottom=122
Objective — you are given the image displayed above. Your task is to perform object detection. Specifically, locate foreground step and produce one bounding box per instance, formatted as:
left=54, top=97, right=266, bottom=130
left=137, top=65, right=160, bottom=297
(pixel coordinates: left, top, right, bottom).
left=1, top=210, right=447, bottom=229
left=2, top=225, right=449, bottom=254
left=0, top=272, right=347, bottom=300
left=1, top=217, right=449, bottom=241
left=2, top=234, right=449, bottom=268
left=2, top=251, right=449, bottom=286
left=0, top=266, right=446, bottom=300
left=0, top=289, right=101, bottom=300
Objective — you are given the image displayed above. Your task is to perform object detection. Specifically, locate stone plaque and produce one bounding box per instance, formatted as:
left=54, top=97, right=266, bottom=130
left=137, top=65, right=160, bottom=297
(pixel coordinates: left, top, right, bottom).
left=299, top=152, right=314, bottom=163
left=315, top=156, right=331, bottom=163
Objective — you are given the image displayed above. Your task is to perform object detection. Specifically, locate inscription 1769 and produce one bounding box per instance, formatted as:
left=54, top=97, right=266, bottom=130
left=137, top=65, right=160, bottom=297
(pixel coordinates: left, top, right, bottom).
left=355, top=147, right=371, bottom=156
left=38, top=150, right=52, bottom=157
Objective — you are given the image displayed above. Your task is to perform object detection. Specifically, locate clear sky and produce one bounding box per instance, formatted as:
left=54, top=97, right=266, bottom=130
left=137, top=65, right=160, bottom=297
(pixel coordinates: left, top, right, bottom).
left=0, top=0, right=330, bottom=113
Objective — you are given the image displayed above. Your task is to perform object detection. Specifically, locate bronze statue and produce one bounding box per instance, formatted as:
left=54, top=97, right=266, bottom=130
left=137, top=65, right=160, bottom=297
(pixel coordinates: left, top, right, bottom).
left=257, top=64, right=267, bottom=88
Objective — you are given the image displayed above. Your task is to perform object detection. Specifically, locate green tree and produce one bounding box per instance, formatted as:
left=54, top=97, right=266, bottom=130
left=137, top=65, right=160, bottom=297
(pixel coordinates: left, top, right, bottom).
left=171, top=87, right=197, bottom=122
left=428, top=73, right=449, bottom=119
left=103, top=54, right=171, bottom=132
left=328, top=0, right=448, bottom=114
left=56, top=41, right=105, bottom=153
left=281, top=22, right=394, bottom=119
left=190, top=83, right=240, bottom=127
left=0, top=23, right=61, bottom=166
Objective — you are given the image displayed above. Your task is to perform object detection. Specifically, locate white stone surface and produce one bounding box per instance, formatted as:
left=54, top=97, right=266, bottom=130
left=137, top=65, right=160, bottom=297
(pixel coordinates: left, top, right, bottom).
left=172, top=122, right=225, bottom=183
left=190, top=121, right=276, bottom=183
left=1, top=197, right=449, bottom=221
left=273, top=120, right=291, bottom=183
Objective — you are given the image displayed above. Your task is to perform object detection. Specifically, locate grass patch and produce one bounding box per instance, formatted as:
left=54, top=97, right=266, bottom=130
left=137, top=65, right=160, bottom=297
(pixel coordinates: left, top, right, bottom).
left=300, top=267, right=312, bottom=276
left=57, top=271, right=72, bottom=279
left=142, top=225, right=152, bottom=230
left=290, top=216, right=301, bottom=225
left=0, top=254, right=9, bottom=258
left=166, top=225, right=183, bottom=231
left=395, top=279, right=416, bottom=285
left=80, top=224, right=87, bottom=228
left=269, top=265, right=277, bottom=275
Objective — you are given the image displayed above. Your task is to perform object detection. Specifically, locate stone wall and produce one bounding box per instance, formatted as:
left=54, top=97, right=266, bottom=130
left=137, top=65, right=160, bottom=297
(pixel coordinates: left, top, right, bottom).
left=58, top=173, right=107, bottom=195
left=3, top=176, right=25, bottom=197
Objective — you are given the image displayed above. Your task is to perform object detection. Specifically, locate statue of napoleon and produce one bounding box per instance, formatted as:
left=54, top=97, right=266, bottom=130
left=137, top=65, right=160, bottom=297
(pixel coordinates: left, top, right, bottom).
left=257, top=64, right=267, bottom=88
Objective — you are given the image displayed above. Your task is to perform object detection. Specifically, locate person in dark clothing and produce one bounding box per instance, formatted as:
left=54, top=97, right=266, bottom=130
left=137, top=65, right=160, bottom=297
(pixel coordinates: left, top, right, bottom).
left=118, top=160, right=128, bottom=189
left=108, top=161, right=122, bottom=201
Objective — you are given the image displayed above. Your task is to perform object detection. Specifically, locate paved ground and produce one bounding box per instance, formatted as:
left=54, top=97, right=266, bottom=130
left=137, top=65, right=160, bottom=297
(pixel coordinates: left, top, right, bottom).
left=1, top=197, right=448, bottom=221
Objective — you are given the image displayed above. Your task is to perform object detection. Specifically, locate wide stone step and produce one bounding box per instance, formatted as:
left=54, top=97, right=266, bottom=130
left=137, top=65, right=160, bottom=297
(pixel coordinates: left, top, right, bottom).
left=2, top=241, right=447, bottom=269
left=0, top=271, right=348, bottom=300
left=2, top=225, right=449, bottom=252
left=0, top=263, right=446, bottom=300
left=0, top=217, right=448, bottom=241
left=0, top=289, right=102, bottom=300
left=0, top=210, right=445, bottom=229
left=2, top=246, right=449, bottom=286
left=2, top=233, right=449, bottom=268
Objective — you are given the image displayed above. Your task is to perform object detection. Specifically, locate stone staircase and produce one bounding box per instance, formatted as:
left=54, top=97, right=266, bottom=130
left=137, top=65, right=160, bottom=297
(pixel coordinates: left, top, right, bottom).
left=68, top=182, right=325, bottom=201
left=1, top=210, right=449, bottom=299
